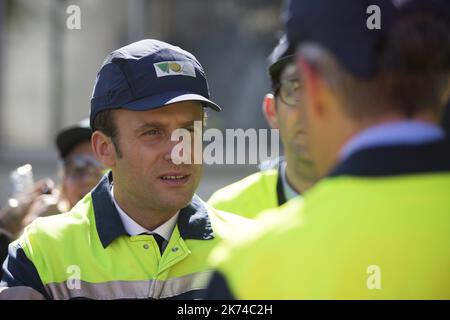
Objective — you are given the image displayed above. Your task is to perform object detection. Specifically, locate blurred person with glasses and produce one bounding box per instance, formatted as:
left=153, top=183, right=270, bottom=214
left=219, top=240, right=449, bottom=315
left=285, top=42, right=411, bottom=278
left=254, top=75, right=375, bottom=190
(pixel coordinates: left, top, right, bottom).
left=208, top=35, right=318, bottom=219
left=0, top=119, right=104, bottom=238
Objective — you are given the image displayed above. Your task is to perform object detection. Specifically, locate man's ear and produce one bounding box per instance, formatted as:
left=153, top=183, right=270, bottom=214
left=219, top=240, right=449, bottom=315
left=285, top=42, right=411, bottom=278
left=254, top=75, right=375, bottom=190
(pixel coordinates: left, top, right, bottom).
left=262, top=93, right=279, bottom=129
left=298, top=56, right=325, bottom=119
left=91, top=131, right=116, bottom=167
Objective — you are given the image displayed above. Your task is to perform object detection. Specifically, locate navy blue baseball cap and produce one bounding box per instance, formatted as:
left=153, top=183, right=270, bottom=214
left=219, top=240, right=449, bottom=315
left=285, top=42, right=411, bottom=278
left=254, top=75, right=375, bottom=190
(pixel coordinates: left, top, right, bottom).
left=284, top=0, right=450, bottom=79
left=90, top=39, right=221, bottom=128
left=284, top=0, right=398, bottom=79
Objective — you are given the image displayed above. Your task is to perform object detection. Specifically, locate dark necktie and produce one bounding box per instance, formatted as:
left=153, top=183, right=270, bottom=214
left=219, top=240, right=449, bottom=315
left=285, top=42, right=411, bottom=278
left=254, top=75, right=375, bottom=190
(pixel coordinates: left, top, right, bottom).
left=153, top=233, right=166, bottom=255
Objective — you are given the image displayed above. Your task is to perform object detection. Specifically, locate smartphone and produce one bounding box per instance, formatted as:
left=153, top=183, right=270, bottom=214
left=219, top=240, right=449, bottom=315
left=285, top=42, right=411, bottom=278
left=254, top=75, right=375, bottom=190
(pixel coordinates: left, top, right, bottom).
left=9, top=164, right=34, bottom=197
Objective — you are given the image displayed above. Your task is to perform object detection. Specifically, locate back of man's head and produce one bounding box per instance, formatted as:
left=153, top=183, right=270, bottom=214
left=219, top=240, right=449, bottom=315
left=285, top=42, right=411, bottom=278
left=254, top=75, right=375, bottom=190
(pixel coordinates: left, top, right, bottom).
left=376, top=9, right=450, bottom=118
left=287, top=0, right=450, bottom=122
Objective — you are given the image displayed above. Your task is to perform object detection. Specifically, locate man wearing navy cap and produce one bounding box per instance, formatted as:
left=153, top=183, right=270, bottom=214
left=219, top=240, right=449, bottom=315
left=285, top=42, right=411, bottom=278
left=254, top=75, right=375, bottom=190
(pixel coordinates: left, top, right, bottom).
left=208, top=35, right=318, bottom=218
left=0, top=39, right=249, bottom=300
left=206, top=0, right=450, bottom=299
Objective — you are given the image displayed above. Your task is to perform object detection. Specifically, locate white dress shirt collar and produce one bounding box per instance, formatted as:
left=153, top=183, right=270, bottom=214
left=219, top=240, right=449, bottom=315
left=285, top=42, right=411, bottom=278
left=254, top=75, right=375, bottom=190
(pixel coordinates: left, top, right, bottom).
left=110, top=186, right=178, bottom=242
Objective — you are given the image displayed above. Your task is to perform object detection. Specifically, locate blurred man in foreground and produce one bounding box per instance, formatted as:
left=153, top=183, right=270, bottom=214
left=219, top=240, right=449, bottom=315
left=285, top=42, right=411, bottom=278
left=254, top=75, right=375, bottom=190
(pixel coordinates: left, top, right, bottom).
left=206, top=0, right=450, bottom=299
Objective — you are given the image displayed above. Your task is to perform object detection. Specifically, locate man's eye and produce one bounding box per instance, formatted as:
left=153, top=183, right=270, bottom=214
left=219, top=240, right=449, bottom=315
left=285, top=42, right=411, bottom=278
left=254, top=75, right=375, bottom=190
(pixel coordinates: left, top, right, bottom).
left=145, top=129, right=160, bottom=135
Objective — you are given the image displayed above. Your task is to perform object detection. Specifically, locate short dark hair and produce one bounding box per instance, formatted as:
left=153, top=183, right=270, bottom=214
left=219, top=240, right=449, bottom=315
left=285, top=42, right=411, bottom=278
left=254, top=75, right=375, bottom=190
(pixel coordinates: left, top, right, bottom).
left=92, top=109, right=123, bottom=157
left=377, top=12, right=450, bottom=117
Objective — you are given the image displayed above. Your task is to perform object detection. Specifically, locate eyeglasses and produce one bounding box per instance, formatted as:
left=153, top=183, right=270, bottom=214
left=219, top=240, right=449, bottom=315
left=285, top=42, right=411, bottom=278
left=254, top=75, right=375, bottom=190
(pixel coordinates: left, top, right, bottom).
left=63, top=155, right=104, bottom=180
left=273, top=62, right=303, bottom=107
left=274, top=79, right=301, bottom=107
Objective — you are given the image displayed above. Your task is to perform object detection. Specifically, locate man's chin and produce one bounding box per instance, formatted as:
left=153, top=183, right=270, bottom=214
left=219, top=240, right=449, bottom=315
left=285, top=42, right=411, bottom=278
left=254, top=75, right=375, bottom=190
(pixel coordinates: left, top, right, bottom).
left=157, top=192, right=195, bottom=211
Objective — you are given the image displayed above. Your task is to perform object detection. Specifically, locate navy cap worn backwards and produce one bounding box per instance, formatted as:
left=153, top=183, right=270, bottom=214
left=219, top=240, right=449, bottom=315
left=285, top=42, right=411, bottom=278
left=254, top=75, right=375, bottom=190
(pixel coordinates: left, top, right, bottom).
left=284, top=0, right=450, bottom=79
left=90, top=39, right=221, bottom=128
left=267, top=34, right=295, bottom=84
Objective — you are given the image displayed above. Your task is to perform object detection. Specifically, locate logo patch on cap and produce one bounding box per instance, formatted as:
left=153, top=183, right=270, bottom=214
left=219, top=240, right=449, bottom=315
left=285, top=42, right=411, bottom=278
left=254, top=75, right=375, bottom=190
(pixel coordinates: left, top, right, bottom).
left=154, top=61, right=196, bottom=78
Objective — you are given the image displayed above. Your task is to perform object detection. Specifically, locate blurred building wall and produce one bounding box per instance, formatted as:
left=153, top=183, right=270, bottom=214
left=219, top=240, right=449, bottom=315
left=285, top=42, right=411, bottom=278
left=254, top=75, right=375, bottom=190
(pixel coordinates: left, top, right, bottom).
left=0, top=0, right=282, bottom=206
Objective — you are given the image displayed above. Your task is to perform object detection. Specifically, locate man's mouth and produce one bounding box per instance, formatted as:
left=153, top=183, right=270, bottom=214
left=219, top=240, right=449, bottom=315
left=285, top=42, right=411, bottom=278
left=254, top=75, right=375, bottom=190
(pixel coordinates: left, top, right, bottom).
left=160, top=175, right=188, bottom=180
left=158, top=173, right=191, bottom=186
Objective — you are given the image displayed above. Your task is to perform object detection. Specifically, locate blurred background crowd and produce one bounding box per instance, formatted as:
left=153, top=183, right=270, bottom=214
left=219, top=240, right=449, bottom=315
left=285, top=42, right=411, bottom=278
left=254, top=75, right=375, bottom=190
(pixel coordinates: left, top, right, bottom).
left=0, top=0, right=284, bottom=207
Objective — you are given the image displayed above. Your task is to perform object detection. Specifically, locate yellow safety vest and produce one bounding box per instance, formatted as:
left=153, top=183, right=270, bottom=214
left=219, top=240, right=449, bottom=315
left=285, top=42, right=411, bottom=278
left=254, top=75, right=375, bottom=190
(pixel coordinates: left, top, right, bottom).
left=209, top=141, right=450, bottom=299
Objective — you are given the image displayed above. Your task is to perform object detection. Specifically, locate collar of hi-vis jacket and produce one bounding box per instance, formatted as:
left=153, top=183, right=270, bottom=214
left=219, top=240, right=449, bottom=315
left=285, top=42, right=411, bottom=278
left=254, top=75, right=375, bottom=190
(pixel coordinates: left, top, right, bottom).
left=329, top=138, right=450, bottom=177
left=259, top=156, right=291, bottom=207
left=91, top=171, right=214, bottom=248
